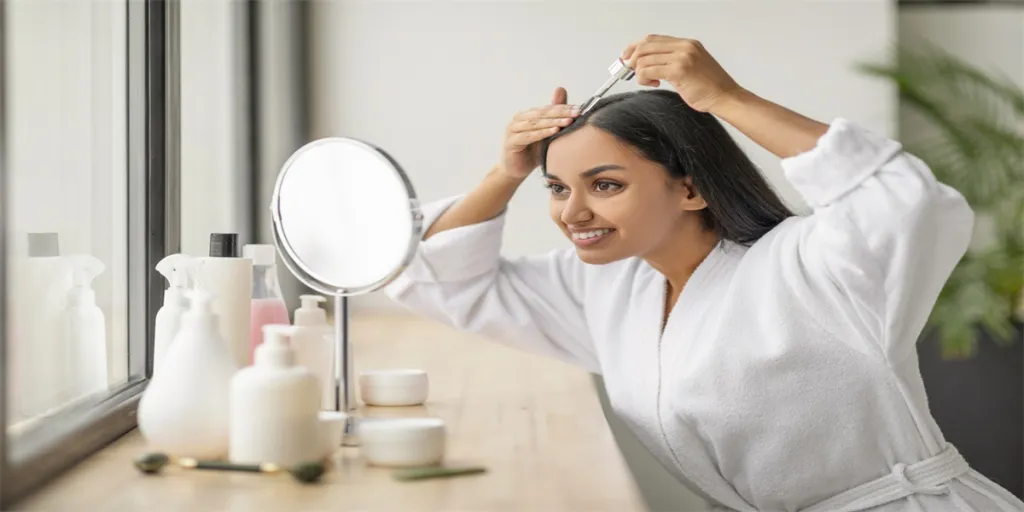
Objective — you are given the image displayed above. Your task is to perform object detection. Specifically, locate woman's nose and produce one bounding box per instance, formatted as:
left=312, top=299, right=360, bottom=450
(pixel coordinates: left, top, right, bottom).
left=560, top=193, right=593, bottom=225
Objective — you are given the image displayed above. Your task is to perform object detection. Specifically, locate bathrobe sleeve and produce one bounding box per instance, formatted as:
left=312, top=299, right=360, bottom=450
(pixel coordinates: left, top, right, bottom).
left=383, top=196, right=600, bottom=373
left=781, top=118, right=974, bottom=363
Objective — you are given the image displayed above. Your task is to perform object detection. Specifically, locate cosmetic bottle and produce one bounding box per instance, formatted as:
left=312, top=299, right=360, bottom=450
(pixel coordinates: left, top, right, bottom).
left=291, top=295, right=335, bottom=410
left=63, top=254, right=108, bottom=400
left=15, top=233, right=70, bottom=420
left=138, top=289, right=240, bottom=459
left=194, top=233, right=253, bottom=367
left=154, top=253, right=194, bottom=374
left=230, top=324, right=321, bottom=466
left=243, top=244, right=290, bottom=364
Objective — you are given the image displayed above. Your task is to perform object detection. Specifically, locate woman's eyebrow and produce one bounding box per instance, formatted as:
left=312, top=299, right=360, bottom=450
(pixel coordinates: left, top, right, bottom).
left=543, top=164, right=625, bottom=181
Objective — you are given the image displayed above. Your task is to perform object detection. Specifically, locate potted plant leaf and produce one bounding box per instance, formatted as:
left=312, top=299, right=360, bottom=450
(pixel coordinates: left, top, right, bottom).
left=859, top=43, right=1023, bottom=497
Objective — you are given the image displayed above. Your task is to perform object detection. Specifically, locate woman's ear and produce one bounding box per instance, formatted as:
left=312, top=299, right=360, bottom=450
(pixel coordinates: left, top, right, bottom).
left=676, top=177, right=707, bottom=211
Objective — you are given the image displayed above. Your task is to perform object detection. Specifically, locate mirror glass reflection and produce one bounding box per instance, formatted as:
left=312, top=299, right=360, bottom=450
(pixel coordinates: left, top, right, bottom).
left=273, top=138, right=420, bottom=294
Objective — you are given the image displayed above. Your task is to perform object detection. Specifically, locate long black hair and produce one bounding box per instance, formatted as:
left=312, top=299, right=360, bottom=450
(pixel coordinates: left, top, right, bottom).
left=539, top=89, right=793, bottom=246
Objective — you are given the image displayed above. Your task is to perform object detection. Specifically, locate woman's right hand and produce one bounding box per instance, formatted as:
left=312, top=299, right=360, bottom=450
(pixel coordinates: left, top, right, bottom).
left=499, top=87, right=580, bottom=179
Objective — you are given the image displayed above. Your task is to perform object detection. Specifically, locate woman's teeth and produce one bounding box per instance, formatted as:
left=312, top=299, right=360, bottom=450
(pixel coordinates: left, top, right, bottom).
left=572, top=228, right=613, bottom=240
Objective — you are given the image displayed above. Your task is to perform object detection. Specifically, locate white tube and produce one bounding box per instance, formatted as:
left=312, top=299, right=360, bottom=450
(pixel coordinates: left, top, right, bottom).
left=194, top=257, right=253, bottom=367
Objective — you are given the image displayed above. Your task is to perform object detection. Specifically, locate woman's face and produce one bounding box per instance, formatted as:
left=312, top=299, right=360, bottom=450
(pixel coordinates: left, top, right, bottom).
left=543, top=124, right=702, bottom=265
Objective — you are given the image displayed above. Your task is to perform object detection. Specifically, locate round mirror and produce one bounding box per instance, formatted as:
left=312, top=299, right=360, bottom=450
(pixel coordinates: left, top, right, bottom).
left=270, top=137, right=422, bottom=296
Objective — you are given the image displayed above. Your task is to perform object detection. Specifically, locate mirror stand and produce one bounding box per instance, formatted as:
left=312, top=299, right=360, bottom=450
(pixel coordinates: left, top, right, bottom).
left=334, top=294, right=359, bottom=445
left=270, top=136, right=422, bottom=451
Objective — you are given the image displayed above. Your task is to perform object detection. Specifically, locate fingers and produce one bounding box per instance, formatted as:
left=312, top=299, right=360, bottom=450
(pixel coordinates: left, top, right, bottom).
left=627, top=41, right=679, bottom=70
left=508, top=116, right=573, bottom=134
left=505, top=101, right=578, bottom=150
left=621, top=42, right=637, bottom=61
left=634, top=64, right=675, bottom=87
left=507, top=127, right=560, bottom=149
left=621, top=33, right=675, bottom=59
left=633, top=54, right=675, bottom=86
left=636, top=54, right=674, bottom=69
left=506, top=104, right=577, bottom=149
left=622, top=35, right=701, bottom=70
left=551, top=86, right=568, bottom=105
left=514, top=104, right=578, bottom=122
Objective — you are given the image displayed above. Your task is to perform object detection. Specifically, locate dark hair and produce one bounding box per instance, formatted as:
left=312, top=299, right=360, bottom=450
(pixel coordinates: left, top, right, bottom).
left=539, top=89, right=793, bottom=246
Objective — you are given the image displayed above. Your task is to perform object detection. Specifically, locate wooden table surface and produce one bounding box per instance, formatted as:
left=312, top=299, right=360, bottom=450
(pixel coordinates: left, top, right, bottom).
left=20, top=314, right=645, bottom=511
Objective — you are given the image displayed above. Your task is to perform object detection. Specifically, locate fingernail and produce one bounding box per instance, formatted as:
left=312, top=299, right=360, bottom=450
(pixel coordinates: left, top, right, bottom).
left=570, top=106, right=581, bottom=116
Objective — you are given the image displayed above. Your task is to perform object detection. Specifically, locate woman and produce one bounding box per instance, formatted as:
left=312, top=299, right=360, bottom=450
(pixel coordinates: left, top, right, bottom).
left=384, top=34, right=1024, bottom=511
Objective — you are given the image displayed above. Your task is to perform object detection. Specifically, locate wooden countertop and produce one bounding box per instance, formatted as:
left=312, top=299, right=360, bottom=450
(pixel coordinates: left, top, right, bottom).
left=19, top=314, right=645, bottom=511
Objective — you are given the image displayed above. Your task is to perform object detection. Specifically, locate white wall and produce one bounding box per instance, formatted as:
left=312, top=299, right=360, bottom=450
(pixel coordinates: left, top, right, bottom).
left=311, top=2, right=895, bottom=508
left=311, top=1, right=896, bottom=312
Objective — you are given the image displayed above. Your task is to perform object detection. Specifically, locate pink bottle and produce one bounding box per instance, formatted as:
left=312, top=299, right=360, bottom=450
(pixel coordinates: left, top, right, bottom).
left=243, top=244, right=290, bottom=365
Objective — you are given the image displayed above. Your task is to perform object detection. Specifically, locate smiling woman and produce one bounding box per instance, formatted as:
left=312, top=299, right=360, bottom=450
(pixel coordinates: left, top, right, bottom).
left=539, top=89, right=793, bottom=267
left=383, top=34, right=1024, bottom=510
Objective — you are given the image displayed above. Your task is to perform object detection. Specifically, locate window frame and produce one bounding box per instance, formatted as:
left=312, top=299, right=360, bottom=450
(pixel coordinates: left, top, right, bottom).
left=0, top=0, right=180, bottom=506
left=898, top=0, right=1024, bottom=5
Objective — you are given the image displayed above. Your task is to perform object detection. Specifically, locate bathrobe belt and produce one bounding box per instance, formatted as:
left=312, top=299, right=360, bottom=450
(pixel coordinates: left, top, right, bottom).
left=802, top=444, right=969, bottom=512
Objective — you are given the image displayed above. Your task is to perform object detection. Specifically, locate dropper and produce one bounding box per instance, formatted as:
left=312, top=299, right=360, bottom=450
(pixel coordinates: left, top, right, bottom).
left=577, top=58, right=636, bottom=115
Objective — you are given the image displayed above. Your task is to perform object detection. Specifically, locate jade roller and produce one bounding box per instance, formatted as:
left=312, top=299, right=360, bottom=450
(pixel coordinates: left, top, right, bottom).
left=134, top=452, right=326, bottom=484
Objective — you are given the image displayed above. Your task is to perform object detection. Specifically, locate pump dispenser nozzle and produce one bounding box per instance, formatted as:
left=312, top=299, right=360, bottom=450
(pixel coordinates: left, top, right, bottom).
left=257, top=324, right=299, bottom=367
left=295, top=295, right=327, bottom=327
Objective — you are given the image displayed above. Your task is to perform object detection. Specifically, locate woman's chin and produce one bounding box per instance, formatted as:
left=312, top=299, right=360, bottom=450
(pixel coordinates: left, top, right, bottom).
left=573, top=247, right=624, bottom=265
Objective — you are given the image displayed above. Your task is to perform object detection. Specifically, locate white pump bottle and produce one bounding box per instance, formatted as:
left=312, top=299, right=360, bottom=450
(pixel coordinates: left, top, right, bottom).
left=63, top=254, right=107, bottom=401
left=230, top=324, right=321, bottom=466
left=154, top=254, right=194, bottom=374
left=291, top=295, right=335, bottom=410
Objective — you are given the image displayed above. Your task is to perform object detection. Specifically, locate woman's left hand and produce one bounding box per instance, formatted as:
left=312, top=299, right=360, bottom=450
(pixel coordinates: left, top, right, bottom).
left=622, top=35, right=742, bottom=113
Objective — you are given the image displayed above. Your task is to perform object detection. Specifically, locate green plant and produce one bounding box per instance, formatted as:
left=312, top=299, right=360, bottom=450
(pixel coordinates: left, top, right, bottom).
left=858, top=44, right=1024, bottom=360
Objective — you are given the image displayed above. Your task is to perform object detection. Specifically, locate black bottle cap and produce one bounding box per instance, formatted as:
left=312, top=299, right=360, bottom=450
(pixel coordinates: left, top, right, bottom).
left=28, top=233, right=60, bottom=257
left=209, top=233, right=239, bottom=258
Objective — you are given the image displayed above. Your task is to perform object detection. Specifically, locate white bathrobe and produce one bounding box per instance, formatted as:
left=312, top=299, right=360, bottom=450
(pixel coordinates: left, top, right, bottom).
left=384, top=119, right=1024, bottom=511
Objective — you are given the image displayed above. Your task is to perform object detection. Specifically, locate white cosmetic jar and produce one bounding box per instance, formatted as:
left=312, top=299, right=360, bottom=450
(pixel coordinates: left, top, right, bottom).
left=318, top=411, right=348, bottom=457
left=357, top=417, right=446, bottom=467
left=359, top=369, right=428, bottom=407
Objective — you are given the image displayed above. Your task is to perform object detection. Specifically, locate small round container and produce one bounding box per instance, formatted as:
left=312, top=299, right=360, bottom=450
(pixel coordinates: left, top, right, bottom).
left=318, top=411, right=347, bottom=457
left=357, top=417, right=446, bottom=467
left=359, top=369, right=428, bottom=407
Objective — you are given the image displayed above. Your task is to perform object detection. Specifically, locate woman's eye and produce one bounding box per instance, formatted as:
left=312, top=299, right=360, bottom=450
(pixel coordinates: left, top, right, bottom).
left=546, top=183, right=567, bottom=195
left=594, top=181, right=622, bottom=192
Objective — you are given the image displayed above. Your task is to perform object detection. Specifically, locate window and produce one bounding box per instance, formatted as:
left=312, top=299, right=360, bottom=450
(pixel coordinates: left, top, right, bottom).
left=0, top=0, right=177, bottom=506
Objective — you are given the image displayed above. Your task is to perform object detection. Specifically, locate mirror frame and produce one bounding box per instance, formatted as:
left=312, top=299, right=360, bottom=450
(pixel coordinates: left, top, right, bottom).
left=269, top=137, right=423, bottom=297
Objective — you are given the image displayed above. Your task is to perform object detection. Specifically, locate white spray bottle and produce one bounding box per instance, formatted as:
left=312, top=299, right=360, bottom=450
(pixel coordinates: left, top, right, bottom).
left=63, top=254, right=108, bottom=401
left=154, top=254, right=194, bottom=374
left=138, top=288, right=240, bottom=459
